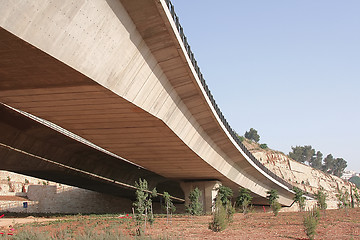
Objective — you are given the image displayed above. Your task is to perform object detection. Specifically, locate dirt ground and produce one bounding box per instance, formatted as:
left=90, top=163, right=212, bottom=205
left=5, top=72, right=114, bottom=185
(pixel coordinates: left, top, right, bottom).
left=0, top=208, right=359, bottom=239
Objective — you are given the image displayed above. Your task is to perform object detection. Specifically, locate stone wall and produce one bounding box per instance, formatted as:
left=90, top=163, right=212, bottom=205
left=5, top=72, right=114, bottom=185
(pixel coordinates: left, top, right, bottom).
left=0, top=170, right=133, bottom=214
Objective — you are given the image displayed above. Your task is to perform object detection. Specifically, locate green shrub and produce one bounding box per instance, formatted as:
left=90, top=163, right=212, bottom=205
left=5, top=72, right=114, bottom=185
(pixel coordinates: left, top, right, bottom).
left=315, top=188, right=327, bottom=210
left=353, top=188, right=360, bottom=207
left=336, top=187, right=350, bottom=209
left=216, top=185, right=235, bottom=221
left=293, top=187, right=305, bottom=211
left=133, top=178, right=157, bottom=235
left=303, top=207, right=320, bottom=240
left=236, top=187, right=253, bottom=214
left=259, top=143, right=268, bottom=149
left=349, top=176, right=360, bottom=188
left=271, top=201, right=281, bottom=216
left=209, top=196, right=228, bottom=232
left=186, top=187, right=203, bottom=216
left=163, top=191, right=176, bottom=223
left=267, top=189, right=281, bottom=216
left=266, top=189, right=279, bottom=205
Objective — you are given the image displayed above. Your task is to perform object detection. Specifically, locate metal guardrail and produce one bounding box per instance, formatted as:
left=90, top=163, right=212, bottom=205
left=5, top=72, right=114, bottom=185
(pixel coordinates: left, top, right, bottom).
left=164, top=0, right=294, bottom=191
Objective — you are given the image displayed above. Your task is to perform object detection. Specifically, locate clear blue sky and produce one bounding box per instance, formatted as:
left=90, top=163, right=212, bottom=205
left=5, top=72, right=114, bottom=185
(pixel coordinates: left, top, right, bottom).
left=171, top=0, right=360, bottom=172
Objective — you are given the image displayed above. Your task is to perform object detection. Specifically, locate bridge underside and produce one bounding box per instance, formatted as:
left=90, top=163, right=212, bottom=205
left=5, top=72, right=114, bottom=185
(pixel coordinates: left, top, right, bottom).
left=0, top=103, right=184, bottom=200
left=0, top=0, right=296, bottom=208
left=0, top=27, right=281, bottom=206
left=0, top=27, right=229, bottom=181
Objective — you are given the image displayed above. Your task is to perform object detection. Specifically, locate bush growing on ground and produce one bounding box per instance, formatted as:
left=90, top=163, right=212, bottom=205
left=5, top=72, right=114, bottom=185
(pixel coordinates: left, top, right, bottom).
left=349, top=176, right=360, bottom=188
left=186, top=187, right=203, bottom=216
left=259, top=143, right=268, bottom=149
left=163, top=191, right=176, bottom=223
left=293, top=187, right=305, bottom=211
left=353, top=188, right=360, bottom=207
left=216, top=185, right=235, bottom=222
left=266, top=189, right=279, bottom=205
left=336, top=187, right=350, bottom=209
left=209, top=196, right=228, bottom=232
left=133, top=178, right=157, bottom=235
left=267, top=189, right=281, bottom=216
left=236, top=187, right=253, bottom=214
left=244, top=128, right=260, bottom=142
left=315, top=188, right=327, bottom=210
left=303, top=206, right=320, bottom=240
left=271, top=201, right=281, bottom=216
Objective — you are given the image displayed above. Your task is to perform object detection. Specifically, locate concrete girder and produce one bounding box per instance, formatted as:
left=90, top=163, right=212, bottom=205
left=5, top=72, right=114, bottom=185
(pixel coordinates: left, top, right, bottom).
left=0, top=0, right=295, bottom=206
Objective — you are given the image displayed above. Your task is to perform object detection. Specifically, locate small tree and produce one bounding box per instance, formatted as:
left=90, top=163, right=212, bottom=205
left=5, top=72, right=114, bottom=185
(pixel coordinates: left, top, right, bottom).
left=244, top=128, right=260, bottom=142
left=267, top=189, right=281, bottom=216
left=266, top=189, right=279, bottom=205
left=303, top=206, right=320, bottom=240
left=271, top=201, right=281, bottom=216
left=133, top=178, right=157, bottom=235
left=293, top=187, right=305, bottom=211
left=186, top=187, right=203, bottom=216
left=216, top=186, right=235, bottom=222
left=209, top=195, right=227, bottom=232
left=289, top=145, right=315, bottom=164
left=336, top=187, right=350, bottom=209
left=236, top=187, right=253, bottom=214
left=235, top=132, right=245, bottom=142
left=315, top=188, right=327, bottom=210
left=163, top=191, right=176, bottom=224
left=353, top=188, right=360, bottom=207
left=349, top=176, right=360, bottom=188
left=259, top=143, right=268, bottom=149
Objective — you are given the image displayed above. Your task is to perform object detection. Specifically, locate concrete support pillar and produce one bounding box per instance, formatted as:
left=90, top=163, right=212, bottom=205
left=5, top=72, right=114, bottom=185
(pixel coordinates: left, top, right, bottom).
left=181, top=180, right=221, bottom=213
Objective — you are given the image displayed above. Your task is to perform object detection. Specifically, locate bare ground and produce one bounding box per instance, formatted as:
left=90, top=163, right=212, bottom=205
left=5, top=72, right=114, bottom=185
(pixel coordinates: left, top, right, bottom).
left=0, top=208, right=359, bottom=239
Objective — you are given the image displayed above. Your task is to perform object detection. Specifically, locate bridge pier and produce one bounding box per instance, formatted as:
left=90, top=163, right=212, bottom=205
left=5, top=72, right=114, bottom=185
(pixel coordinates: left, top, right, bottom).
left=180, top=180, right=221, bottom=213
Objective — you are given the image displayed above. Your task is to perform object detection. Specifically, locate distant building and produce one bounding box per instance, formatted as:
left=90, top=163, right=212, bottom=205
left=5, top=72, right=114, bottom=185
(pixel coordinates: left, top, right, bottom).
left=342, top=170, right=359, bottom=181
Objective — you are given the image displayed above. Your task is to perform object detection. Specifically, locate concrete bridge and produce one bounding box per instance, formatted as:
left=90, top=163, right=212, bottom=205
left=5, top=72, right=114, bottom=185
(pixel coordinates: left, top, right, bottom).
left=0, top=0, right=296, bottom=211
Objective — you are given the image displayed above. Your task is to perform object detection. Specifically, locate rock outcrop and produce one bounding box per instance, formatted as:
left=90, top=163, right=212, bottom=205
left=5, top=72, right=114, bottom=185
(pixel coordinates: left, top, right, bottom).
left=243, top=140, right=355, bottom=209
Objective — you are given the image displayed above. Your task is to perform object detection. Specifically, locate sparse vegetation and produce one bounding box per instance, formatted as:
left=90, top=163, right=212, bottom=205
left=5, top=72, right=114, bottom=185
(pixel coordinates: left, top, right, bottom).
left=259, top=143, right=268, bottom=149
left=186, top=187, right=203, bottom=216
left=209, top=195, right=227, bottom=232
left=236, top=187, right=253, bottom=214
left=336, top=187, right=350, bottom=209
left=215, top=185, right=235, bottom=222
left=315, top=188, right=327, bottom=210
left=293, top=187, right=305, bottom=211
left=244, top=128, right=260, bottom=142
left=349, top=176, right=360, bottom=188
left=288, top=146, right=347, bottom=177
left=235, top=132, right=245, bottom=142
left=2, top=208, right=359, bottom=239
left=303, top=206, right=320, bottom=240
left=163, top=191, right=176, bottom=223
left=353, top=187, right=360, bottom=207
left=133, top=178, right=157, bottom=235
left=266, top=189, right=281, bottom=216
left=271, top=201, right=281, bottom=217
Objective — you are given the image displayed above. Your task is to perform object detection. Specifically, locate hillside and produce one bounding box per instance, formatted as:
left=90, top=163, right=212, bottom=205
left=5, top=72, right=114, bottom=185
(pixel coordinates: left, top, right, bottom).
left=243, top=140, right=354, bottom=209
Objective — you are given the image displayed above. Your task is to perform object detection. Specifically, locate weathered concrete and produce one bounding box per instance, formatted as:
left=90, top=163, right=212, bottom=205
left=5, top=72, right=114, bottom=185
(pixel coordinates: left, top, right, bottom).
left=181, top=181, right=221, bottom=213
left=0, top=0, right=295, bottom=205
left=0, top=104, right=184, bottom=200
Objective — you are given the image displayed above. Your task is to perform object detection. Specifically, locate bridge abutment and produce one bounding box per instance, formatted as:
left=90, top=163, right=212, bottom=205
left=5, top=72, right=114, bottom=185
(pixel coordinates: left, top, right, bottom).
left=180, top=180, right=221, bottom=213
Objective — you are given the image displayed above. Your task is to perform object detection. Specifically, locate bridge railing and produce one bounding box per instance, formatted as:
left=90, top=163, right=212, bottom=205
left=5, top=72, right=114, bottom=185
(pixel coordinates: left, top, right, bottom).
left=164, top=0, right=294, bottom=191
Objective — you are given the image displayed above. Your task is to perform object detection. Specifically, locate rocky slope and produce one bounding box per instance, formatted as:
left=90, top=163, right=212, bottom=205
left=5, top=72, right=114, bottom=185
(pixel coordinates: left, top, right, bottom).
left=243, top=140, right=355, bottom=209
